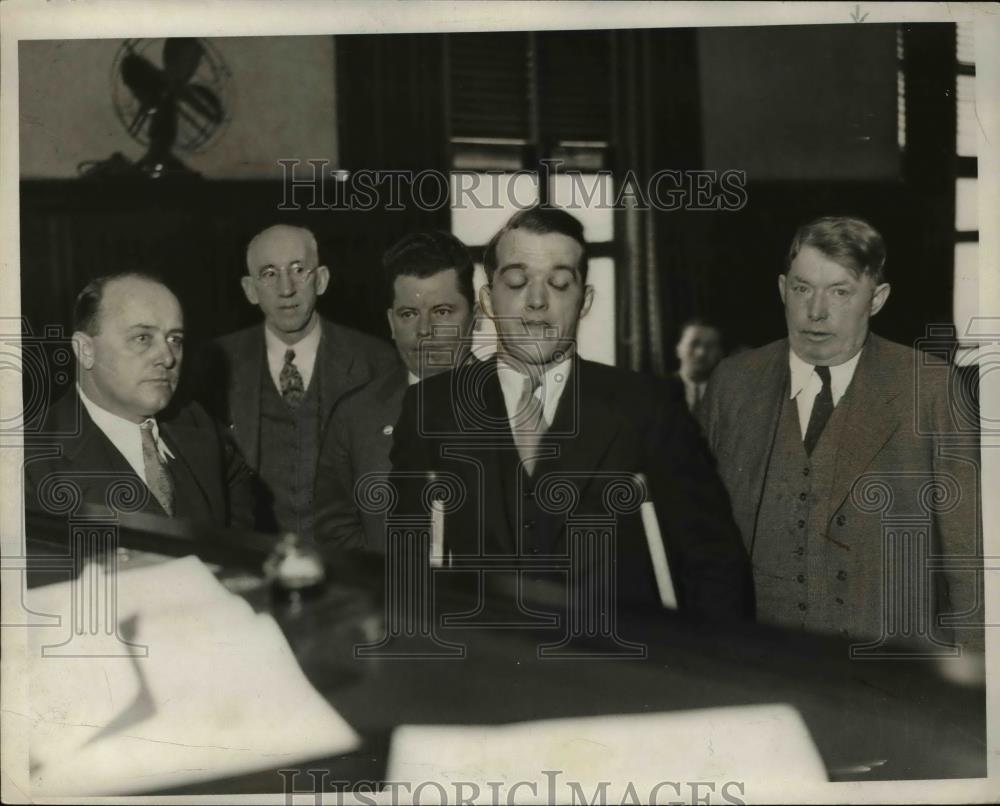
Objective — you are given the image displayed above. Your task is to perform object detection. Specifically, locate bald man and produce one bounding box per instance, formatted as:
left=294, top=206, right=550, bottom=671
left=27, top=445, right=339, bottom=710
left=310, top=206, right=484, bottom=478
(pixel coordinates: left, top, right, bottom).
left=24, top=272, right=254, bottom=527
left=195, top=224, right=398, bottom=538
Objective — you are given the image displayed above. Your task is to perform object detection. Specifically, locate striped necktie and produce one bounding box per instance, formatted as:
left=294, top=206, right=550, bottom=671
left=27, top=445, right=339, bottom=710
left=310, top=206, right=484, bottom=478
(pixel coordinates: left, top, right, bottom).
left=511, top=374, right=548, bottom=476
left=139, top=420, right=174, bottom=515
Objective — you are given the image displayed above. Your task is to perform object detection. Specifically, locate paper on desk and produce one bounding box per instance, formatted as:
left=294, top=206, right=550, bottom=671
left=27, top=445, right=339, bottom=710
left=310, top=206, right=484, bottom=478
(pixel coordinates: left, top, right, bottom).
left=387, top=705, right=827, bottom=800
left=26, top=556, right=360, bottom=796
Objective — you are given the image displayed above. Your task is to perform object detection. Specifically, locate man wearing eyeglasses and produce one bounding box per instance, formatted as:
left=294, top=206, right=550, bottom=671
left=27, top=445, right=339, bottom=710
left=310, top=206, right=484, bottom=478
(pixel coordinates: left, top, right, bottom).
left=195, top=224, right=397, bottom=539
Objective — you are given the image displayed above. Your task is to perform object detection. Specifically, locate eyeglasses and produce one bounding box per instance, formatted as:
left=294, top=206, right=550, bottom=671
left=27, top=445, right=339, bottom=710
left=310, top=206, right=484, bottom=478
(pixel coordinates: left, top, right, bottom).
left=254, top=265, right=317, bottom=287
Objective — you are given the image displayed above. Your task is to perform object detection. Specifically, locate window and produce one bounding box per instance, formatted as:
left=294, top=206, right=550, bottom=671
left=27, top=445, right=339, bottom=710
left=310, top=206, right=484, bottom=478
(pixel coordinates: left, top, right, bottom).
left=446, top=31, right=618, bottom=366
left=952, top=21, right=979, bottom=360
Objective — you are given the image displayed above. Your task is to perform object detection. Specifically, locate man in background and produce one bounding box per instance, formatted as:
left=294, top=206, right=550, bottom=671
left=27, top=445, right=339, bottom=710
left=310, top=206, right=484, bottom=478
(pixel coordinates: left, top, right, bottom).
left=701, top=216, right=982, bottom=651
left=673, top=317, right=724, bottom=414
left=195, top=224, right=397, bottom=539
left=25, top=272, right=254, bottom=528
left=313, top=231, right=475, bottom=552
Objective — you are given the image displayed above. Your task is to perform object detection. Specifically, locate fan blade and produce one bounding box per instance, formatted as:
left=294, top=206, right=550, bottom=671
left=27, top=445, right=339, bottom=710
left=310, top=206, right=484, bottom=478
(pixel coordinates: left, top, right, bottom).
left=162, top=38, right=204, bottom=87
left=178, top=84, right=224, bottom=124
left=121, top=53, right=167, bottom=106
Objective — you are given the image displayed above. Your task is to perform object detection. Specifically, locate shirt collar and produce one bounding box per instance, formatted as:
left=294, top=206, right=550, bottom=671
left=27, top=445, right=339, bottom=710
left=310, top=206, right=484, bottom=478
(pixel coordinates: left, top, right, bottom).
left=788, top=346, right=863, bottom=404
left=76, top=383, right=175, bottom=462
left=407, top=371, right=421, bottom=386
left=264, top=317, right=323, bottom=388
left=496, top=355, right=573, bottom=425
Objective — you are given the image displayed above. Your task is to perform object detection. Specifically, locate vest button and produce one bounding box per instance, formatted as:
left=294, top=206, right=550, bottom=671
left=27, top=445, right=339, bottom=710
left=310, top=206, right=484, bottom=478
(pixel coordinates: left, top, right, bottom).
left=836, top=570, right=847, bottom=581
left=799, top=492, right=808, bottom=502
left=798, top=602, right=807, bottom=611
left=797, top=519, right=805, bottom=529
left=836, top=515, right=846, bottom=526
left=802, top=467, right=810, bottom=476
left=796, top=574, right=805, bottom=583
left=794, top=546, right=804, bottom=557
left=835, top=597, right=844, bottom=605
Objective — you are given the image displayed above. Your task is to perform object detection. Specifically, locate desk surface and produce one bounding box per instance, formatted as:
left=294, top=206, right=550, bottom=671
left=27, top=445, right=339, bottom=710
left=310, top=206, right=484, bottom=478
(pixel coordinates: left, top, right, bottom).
left=24, top=513, right=987, bottom=793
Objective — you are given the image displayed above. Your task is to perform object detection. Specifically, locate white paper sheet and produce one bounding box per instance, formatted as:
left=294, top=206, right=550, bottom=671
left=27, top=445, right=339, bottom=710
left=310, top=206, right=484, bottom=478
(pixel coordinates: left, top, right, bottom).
left=26, top=556, right=360, bottom=796
left=387, top=705, right=827, bottom=803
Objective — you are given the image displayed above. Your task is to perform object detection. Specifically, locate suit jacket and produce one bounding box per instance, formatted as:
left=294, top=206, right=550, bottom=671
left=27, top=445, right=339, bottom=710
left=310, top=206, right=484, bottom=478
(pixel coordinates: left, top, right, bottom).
left=314, top=366, right=409, bottom=553
left=194, top=317, right=399, bottom=470
left=700, top=334, right=982, bottom=649
left=390, top=356, right=751, bottom=622
left=23, top=390, right=255, bottom=530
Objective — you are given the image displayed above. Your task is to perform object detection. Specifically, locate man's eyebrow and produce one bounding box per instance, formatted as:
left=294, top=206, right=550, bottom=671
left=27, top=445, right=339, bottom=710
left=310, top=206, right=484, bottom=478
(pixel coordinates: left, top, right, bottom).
left=497, top=263, right=526, bottom=275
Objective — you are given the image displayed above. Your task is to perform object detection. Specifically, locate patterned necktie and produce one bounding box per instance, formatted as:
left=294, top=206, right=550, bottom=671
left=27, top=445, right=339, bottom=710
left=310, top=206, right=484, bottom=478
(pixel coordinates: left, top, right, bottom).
left=280, top=348, right=305, bottom=406
left=139, top=420, right=174, bottom=516
left=511, top=374, right=548, bottom=476
left=803, top=364, right=833, bottom=456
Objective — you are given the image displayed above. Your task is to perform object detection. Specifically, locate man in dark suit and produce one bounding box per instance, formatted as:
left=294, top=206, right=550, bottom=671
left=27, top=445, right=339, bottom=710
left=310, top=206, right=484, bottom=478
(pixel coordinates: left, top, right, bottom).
left=390, top=207, right=750, bottom=621
left=195, top=224, right=397, bottom=539
left=671, top=317, right=724, bottom=415
left=701, top=216, right=982, bottom=651
left=313, top=231, right=476, bottom=553
left=24, top=272, right=254, bottom=528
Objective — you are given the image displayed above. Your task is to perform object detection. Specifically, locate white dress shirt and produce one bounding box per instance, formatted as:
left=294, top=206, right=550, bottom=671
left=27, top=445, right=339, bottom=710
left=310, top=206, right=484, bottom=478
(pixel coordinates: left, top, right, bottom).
left=788, top=348, right=863, bottom=439
left=77, top=384, right=175, bottom=485
left=679, top=375, right=708, bottom=412
left=496, top=355, right=573, bottom=430
left=264, top=320, right=322, bottom=393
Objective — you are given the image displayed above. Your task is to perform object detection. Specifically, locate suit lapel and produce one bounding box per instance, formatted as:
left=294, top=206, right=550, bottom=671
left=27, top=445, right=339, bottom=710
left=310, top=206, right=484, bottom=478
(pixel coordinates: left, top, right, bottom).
left=477, top=361, right=519, bottom=553
left=536, top=358, right=620, bottom=551
left=319, top=318, right=373, bottom=427
left=826, top=335, right=902, bottom=520
left=59, top=393, right=162, bottom=515
left=741, top=342, right=788, bottom=526
left=229, top=327, right=263, bottom=468
left=159, top=419, right=217, bottom=520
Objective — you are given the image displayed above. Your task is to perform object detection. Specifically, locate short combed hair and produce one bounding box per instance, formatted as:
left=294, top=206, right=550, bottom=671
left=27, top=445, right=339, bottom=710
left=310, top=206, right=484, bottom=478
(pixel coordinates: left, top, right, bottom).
left=483, top=206, right=589, bottom=284
left=73, top=271, right=168, bottom=336
left=383, top=231, right=475, bottom=307
left=245, top=224, right=319, bottom=273
left=786, top=216, right=887, bottom=284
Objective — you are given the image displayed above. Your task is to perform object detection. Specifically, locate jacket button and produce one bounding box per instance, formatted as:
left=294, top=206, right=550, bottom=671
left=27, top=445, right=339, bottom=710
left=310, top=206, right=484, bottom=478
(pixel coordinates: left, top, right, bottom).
left=523, top=521, right=535, bottom=531
left=836, top=514, right=846, bottom=527
left=796, top=574, right=805, bottom=583
left=798, top=602, right=807, bottom=611
left=799, top=492, right=808, bottom=502
left=836, top=570, right=847, bottom=581
left=524, top=488, right=535, bottom=498
left=794, top=546, right=804, bottom=557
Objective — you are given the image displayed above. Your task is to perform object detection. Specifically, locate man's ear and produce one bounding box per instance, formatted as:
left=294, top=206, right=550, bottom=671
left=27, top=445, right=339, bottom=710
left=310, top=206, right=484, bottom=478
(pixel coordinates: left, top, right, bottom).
left=579, top=284, right=595, bottom=319
left=314, top=265, right=330, bottom=296
left=72, top=331, right=95, bottom=370
left=478, top=284, right=495, bottom=319
left=870, top=282, right=891, bottom=317
left=240, top=275, right=259, bottom=306
left=777, top=273, right=787, bottom=305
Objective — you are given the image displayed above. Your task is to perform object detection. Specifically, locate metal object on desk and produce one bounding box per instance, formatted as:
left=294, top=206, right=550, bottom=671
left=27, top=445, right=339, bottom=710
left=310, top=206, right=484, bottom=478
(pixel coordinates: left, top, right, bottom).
left=264, top=533, right=327, bottom=608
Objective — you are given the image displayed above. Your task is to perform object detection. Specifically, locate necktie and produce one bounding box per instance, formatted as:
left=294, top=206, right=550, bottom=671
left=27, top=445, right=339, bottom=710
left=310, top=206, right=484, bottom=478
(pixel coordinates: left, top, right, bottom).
left=280, top=348, right=305, bottom=406
left=803, top=365, right=833, bottom=456
left=511, top=374, right=548, bottom=476
left=140, top=420, right=174, bottom=516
